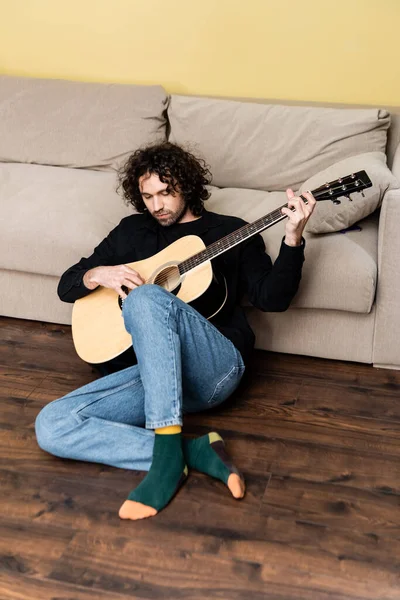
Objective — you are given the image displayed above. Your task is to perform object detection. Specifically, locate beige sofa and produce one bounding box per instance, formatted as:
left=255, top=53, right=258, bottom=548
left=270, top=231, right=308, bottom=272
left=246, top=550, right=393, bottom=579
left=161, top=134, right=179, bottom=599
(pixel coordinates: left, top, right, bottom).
left=1, top=75, right=399, bottom=369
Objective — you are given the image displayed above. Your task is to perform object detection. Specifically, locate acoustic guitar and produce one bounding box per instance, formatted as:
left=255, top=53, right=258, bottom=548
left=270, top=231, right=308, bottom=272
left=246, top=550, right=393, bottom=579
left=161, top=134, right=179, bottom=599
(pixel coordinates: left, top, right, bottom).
left=72, top=171, right=372, bottom=363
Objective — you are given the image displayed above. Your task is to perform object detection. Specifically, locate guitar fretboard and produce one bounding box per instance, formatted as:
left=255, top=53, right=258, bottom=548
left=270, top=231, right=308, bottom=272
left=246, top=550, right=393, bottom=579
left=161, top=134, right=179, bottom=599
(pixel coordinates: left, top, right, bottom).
left=178, top=203, right=293, bottom=275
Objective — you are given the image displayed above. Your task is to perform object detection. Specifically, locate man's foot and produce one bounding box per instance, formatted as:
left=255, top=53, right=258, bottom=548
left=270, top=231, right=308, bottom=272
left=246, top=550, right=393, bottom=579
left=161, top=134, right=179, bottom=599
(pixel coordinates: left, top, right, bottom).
left=119, top=433, right=188, bottom=521
left=183, top=432, right=245, bottom=499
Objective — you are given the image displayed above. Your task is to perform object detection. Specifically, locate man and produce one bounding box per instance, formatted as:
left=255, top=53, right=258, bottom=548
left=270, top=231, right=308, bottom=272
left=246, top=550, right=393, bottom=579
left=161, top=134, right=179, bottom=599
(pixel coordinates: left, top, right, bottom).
left=35, top=142, right=316, bottom=521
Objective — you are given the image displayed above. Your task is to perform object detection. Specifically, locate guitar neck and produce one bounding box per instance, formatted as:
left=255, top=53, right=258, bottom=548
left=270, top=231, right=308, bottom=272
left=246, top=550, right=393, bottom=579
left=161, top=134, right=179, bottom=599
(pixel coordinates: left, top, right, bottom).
left=178, top=201, right=298, bottom=276
left=178, top=169, right=372, bottom=276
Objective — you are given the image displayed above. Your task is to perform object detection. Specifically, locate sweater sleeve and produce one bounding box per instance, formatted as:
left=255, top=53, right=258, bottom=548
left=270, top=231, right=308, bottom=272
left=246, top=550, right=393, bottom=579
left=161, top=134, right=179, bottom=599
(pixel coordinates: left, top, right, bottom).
left=57, top=225, right=120, bottom=303
left=239, top=233, right=305, bottom=312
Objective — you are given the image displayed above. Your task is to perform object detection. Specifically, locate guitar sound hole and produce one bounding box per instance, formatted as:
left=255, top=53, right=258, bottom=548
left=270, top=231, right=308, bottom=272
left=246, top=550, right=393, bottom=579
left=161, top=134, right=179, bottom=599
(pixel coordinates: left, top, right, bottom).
left=117, top=286, right=129, bottom=311
left=153, top=265, right=181, bottom=292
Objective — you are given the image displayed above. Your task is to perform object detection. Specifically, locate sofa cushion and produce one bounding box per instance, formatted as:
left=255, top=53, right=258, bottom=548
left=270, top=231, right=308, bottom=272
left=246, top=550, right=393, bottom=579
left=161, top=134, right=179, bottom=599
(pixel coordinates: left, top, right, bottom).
left=0, top=76, right=168, bottom=171
left=301, top=152, right=399, bottom=233
left=0, top=163, right=133, bottom=276
left=168, top=95, right=390, bottom=191
left=206, top=187, right=378, bottom=314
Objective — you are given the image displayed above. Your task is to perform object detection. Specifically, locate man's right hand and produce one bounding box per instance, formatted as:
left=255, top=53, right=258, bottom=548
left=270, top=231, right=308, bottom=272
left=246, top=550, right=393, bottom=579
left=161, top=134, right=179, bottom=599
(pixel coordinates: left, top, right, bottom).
left=83, top=265, right=145, bottom=299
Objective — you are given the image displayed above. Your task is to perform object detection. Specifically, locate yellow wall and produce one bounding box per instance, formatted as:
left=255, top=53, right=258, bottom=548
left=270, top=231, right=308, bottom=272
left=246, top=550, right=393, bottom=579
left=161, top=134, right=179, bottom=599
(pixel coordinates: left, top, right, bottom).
left=0, top=0, right=399, bottom=106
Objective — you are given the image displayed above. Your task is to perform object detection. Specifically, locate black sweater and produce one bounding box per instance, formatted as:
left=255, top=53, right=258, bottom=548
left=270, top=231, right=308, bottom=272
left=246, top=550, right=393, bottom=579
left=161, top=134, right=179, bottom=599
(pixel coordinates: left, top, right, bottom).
left=58, top=209, right=305, bottom=365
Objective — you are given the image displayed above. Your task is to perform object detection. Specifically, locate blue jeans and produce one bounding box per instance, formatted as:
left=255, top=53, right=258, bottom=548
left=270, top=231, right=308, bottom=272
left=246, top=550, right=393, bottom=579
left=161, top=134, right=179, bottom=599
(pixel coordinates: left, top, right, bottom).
left=35, top=285, right=245, bottom=471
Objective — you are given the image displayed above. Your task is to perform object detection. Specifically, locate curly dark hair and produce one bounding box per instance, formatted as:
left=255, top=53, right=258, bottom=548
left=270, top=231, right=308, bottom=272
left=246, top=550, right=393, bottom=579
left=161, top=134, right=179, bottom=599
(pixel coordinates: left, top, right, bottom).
left=117, top=142, right=212, bottom=216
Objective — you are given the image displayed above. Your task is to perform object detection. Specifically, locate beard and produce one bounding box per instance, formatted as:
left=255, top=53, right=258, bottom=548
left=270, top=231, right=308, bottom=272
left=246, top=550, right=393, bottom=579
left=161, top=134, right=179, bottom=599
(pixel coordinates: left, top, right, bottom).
left=152, top=201, right=188, bottom=227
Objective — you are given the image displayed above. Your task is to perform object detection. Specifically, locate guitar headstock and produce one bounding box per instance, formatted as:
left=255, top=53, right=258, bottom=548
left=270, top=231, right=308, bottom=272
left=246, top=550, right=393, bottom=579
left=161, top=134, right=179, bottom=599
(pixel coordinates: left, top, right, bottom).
left=309, top=170, right=372, bottom=204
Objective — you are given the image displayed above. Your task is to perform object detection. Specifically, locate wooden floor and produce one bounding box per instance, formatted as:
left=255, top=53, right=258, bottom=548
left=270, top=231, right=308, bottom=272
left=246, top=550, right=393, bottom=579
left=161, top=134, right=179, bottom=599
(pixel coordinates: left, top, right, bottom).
left=1, top=316, right=400, bottom=600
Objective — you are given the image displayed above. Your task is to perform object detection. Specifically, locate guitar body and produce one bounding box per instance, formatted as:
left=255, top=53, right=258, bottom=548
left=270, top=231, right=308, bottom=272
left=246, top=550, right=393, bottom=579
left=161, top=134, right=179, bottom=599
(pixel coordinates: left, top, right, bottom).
left=72, top=235, right=227, bottom=364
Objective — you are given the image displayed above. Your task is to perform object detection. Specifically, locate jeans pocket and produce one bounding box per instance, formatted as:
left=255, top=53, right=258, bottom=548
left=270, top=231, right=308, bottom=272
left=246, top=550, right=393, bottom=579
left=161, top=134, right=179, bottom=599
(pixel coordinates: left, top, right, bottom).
left=207, top=365, right=245, bottom=407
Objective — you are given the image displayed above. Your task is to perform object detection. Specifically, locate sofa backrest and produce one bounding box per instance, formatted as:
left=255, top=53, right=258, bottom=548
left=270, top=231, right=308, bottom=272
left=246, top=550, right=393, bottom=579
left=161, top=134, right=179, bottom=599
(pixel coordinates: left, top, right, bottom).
left=168, top=94, right=392, bottom=192
left=0, top=76, right=168, bottom=171
left=217, top=97, right=400, bottom=171
left=1, top=76, right=398, bottom=185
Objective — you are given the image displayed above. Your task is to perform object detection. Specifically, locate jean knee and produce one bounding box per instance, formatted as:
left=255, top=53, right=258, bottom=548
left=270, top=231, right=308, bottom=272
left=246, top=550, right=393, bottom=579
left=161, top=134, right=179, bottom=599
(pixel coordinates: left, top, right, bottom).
left=123, top=284, right=172, bottom=324
left=125, top=284, right=169, bottom=308
left=35, top=402, right=66, bottom=455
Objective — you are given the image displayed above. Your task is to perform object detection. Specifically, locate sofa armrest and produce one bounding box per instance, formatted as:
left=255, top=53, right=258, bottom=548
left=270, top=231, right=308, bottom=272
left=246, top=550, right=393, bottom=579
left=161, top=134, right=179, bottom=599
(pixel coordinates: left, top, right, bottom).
left=373, top=186, right=400, bottom=368
left=391, top=142, right=400, bottom=181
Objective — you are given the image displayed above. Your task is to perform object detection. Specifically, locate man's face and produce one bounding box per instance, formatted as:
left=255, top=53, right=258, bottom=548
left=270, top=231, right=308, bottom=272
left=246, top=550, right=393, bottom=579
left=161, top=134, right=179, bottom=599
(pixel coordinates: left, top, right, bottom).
left=139, top=173, right=191, bottom=227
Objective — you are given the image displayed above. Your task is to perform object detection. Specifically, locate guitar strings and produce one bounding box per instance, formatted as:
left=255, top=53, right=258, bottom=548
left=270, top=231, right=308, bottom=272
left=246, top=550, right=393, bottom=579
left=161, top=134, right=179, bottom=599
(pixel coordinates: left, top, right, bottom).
left=180, top=206, right=286, bottom=273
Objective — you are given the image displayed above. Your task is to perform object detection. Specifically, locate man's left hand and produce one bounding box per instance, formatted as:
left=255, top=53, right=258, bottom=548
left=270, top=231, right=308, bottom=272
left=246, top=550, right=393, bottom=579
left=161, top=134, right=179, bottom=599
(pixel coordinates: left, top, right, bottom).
left=281, top=189, right=316, bottom=247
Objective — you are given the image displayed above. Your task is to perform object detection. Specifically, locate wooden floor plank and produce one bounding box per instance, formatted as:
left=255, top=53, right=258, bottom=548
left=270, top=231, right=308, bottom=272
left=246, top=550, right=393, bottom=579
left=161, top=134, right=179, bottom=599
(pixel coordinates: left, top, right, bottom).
left=0, top=573, right=146, bottom=600
left=232, top=371, right=400, bottom=421
left=296, top=380, right=400, bottom=420
left=47, top=529, right=400, bottom=600
left=184, top=411, right=400, bottom=458
left=261, top=474, right=400, bottom=536
left=0, top=572, right=370, bottom=600
left=0, top=367, right=48, bottom=397
left=250, top=351, right=400, bottom=391
left=0, top=521, right=74, bottom=579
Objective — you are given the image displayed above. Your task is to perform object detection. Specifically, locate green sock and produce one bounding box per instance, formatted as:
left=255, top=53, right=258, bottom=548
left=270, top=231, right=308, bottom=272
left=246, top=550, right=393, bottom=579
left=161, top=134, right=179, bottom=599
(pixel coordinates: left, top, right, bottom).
left=183, top=432, right=244, bottom=496
left=127, top=433, right=188, bottom=511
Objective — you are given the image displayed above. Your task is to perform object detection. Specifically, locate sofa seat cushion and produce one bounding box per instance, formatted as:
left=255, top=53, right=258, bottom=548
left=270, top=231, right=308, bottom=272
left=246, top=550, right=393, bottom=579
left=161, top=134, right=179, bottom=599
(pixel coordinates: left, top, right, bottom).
left=0, top=162, right=133, bottom=277
left=207, top=187, right=378, bottom=314
left=0, top=76, right=168, bottom=171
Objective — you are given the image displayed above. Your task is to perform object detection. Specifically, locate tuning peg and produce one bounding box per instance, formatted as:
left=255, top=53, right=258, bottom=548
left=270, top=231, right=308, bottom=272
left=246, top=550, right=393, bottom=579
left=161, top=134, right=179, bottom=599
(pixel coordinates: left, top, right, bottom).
left=361, top=191, right=365, bottom=197
left=345, top=195, right=353, bottom=201
left=333, top=199, right=341, bottom=205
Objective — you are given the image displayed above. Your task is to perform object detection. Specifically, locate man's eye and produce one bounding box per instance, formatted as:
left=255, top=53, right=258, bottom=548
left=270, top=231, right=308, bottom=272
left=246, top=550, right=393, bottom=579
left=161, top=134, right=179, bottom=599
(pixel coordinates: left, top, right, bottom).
left=161, top=190, right=170, bottom=196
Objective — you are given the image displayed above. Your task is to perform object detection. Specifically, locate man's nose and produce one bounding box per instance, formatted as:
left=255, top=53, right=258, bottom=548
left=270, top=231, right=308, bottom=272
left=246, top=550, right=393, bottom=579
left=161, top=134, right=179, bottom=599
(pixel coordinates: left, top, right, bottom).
left=153, top=195, right=164, bottom=212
